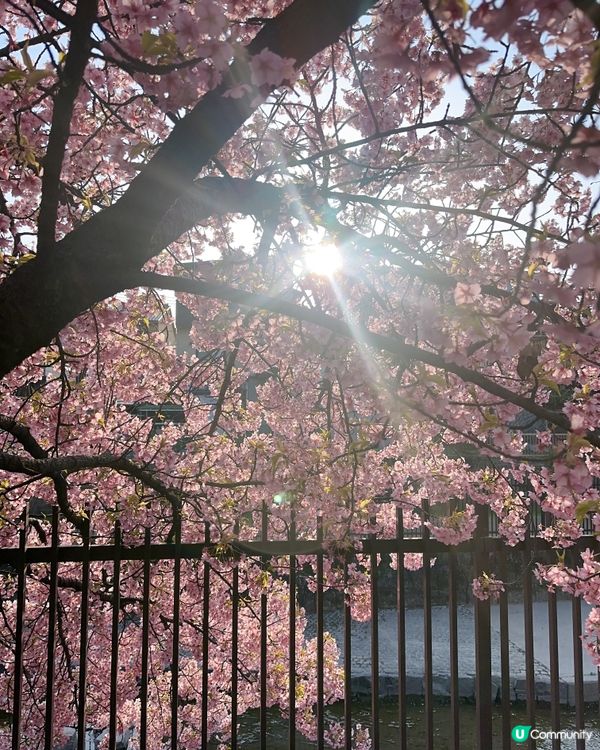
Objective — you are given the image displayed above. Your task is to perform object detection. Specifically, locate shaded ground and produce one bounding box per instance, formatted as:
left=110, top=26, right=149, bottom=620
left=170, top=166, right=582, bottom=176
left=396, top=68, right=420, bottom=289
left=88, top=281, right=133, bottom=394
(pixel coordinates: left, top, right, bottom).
left=233, top=700, right=600, bottom=749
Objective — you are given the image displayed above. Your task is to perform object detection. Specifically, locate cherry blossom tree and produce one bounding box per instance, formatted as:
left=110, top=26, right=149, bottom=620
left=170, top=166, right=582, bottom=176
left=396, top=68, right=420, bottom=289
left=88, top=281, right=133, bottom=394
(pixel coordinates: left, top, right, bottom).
left=2, top=0, right=600, bottom=747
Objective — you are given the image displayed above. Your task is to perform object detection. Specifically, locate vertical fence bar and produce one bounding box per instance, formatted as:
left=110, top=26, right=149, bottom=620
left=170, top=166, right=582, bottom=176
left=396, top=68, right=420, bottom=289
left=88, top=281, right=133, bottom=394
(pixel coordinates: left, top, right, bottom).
left=547, top=590, right=560, bottom=750
left=231, top=521, right=239, bottom=750
left=523, top=537, right=536, bottom=750
left=396, top=507, right=407, bottom=750
left=474, top=506, right=492, bottom=750
left=12, top=506, right=28, bottom=750
left=140, top=528, right=151, bottom=750
left=370, top=520, right=380, bottom=750
left=448, top=549, right=459, bottom=750
left=422, top=500, right=433, bottom=750
left=260, top=502, right=268, bottom=750
left=343, top=559, right=352, bottom=750
left=317, top=514, right=325, bottom=750
left=170, top=513, right=182, bottom=750
left=108, top=521, right=122, bottom=750
left=498, top=555, right=511, bottom=750
left=77, top=513, right=91, bottom=750
left=201, top=522, right=210, bottom=750
left=572, top=596, right=585, bottom=750
left=44, top=507, right=59, bottom=750
left=288, top=511, right=296, bottom=750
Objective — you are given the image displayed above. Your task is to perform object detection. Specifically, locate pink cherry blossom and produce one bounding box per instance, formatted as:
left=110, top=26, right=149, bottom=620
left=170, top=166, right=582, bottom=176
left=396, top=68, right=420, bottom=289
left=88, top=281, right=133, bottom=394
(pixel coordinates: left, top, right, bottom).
left=0, top=0, right=600, bottom=745
left=426, top=505, right=477, bottom=545
left=250, top=48, right=296, bottom=88
left=454, top=282, right=481, bottom=305
left=472, top=574, right=505, bottom=601
left=195, top=0, right=227, bottom=37
left=555, top=238, right=600, bottom=291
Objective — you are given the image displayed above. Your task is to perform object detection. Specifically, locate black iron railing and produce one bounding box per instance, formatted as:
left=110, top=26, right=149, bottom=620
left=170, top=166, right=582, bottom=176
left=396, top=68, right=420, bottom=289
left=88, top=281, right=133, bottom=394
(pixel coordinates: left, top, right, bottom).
left=1, top=504, right=599, bottom=750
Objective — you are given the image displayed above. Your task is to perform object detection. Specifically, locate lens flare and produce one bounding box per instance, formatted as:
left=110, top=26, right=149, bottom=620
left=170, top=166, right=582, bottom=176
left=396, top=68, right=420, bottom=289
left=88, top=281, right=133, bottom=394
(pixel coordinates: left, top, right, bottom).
left=302, top=243, right=343, bottom=277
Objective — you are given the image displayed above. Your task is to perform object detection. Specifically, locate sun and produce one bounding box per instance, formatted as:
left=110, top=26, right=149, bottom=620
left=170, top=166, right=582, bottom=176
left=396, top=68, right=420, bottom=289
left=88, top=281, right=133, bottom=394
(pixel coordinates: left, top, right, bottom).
left=302, top=243, right=343, bottom=277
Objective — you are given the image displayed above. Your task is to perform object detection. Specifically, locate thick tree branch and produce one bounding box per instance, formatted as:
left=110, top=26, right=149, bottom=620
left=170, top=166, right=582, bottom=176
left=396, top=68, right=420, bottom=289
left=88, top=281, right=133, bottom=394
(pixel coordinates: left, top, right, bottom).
left=34, top=0, right=74, bottom=27
left=72, top=0, right=376, bottom=273
left=150, top=178, right=292, bottom=253
left=0, top=0, right=376, bottom=377
left=37, top=0, right=98, bottom=255
left=0, top=449, right=185, bottom=511
left=0, top=414, right=83, bottom=529
left=129, top=271, right=588, bottom=445
left=0, top=415, right=48, bottom=460
left=0, top=27, right=69, bottom=60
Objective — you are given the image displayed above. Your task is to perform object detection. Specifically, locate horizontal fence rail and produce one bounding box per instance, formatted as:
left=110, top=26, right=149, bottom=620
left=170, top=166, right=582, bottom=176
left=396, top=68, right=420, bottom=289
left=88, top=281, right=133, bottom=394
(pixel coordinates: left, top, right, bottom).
left=1, top=505, right=599, bottom=750
left=1, top=535, right=597, bottom=565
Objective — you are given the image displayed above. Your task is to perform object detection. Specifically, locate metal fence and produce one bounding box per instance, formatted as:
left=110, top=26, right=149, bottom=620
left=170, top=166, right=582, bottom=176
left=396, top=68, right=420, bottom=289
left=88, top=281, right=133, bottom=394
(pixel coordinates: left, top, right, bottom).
left=1, top=504, right=599, bottom=750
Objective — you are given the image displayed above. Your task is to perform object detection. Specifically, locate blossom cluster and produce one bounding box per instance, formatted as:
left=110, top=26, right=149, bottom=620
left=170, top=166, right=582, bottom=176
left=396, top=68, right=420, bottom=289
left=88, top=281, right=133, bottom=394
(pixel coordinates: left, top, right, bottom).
left=472, top=574, right=505, bottom=602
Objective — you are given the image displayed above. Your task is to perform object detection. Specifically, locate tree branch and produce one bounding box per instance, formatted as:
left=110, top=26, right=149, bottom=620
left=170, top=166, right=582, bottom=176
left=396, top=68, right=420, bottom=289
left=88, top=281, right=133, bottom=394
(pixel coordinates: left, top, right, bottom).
left=34, top=0, right=74, bottom=27
left=37, top=0, right=98, bottom=255
left=322, top=190, right=566, bottom=243
left=0, top=414, right=83, bottom=529
left=0, top=0, right=376, bottom=377
left=129, top=271, right=587, bottom=445
left=74, top=0, right=376, bottom=270
left=0, top=450, right=184, bottom=507
left=149, top=178, right=293, bottom=254
left=0, top=415, right=48, bottom=459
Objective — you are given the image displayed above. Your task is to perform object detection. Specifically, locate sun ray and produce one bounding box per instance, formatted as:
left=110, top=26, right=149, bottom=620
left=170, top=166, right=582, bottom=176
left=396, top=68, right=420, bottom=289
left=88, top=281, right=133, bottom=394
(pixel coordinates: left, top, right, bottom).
left=302, top=243, right=343, bottom=277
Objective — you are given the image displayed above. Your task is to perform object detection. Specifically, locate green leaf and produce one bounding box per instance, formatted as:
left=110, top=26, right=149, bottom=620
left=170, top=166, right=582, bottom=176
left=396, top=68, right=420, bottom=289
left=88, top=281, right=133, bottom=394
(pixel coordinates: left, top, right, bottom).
left=575, top=499, right=600, bottom=525
left=476, top=410, right=499, bottom=433
left=0, top=69, right=26, bottom=85
left=26, top=68, right=52, bottom=87
left=568, top=434, right=592, bottom=455
left=140, top=31, right=178, bottom=58
left=141, top=31, right=160, bottom=55
left=535, top=370, right=561, bottom=395
left=16, top=253, right=36, bottom=266
left=129, top=140, right=150, bottom=159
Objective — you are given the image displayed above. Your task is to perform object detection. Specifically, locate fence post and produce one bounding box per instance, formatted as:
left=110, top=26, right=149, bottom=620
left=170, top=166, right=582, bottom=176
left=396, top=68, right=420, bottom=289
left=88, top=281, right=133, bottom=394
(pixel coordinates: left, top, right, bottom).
left=343, top=556, right=352, bottom=750
left=448, top=547, right=460, bottom=750
left=474, top=504, right=492, bottom=750
left=422, top=500, right=433, bottom=750
left=498, top=552, right=511, bottom=750
left=140, top=527, right=151, bottom=750
left=317, top=513, right=325, bottom=750
left=44, top=507, right=59, bottom=750
left=572, top=596, right=585, bottom=750
left=396, top=507, right=407, bottom=750
left=170, top=510, right=181, bottom=750
left=232, top=520, right=240, bottom=750
left=11, top=504, right=28, bottom=750
left=260, top=502, right=268, bottom=750
left=369, top=516, right=380, bottom=750
left=288, top=510, right=296, bottom=750
left=108, top=520, right=122, bottom=750
left=201, top=521, right=210, bottom=750
left=76, top=511, right=91, bottom=750
left=523, top=523, right=536, bottom=749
